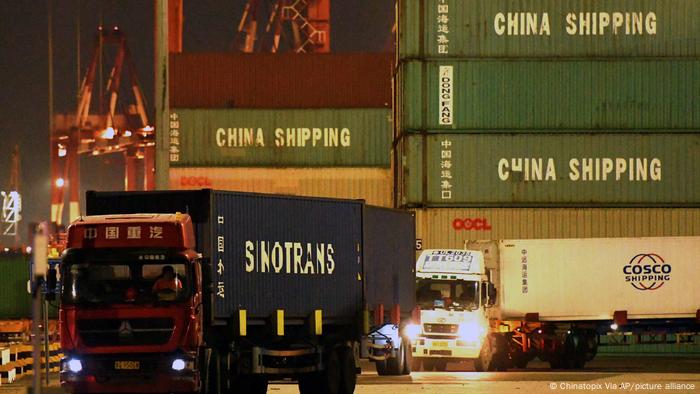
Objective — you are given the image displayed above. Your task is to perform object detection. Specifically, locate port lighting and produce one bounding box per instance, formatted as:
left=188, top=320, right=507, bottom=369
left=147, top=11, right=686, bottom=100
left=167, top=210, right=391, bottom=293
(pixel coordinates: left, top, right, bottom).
left=57, top=144, right=67, bottom=157
left=404, top=323, right=421, bottom=340
left=610, top=323, right=619, bottom=331
left=101, top=127, right=116, bottom=139
left=123, top=130, right=132, bottom=137
left=142, top=125, right=154, bottom=132
left=171, top=359, right=186, bottom=371
left=25, top=246, right=32, bottom=254
left=68, top=359, right=83, bottom=373
left=55, top=178, right=65, bottom=188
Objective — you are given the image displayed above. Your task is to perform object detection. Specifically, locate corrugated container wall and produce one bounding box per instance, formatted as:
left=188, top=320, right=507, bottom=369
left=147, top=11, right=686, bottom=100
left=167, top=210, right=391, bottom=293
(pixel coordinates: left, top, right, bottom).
left=413, top=208, right=700, bottom=251
left=496, top=237, right=700, bottom=321
left=398, top=0, right=700, bottom=59
left=0, top=255, right=30, bottom=319
left=170, top=108, right=391, bottom=167
left=398, top=60, right=700, bottom=132
left=171, top=167, right=393, bottom=208
left=398, top=133, right=700, bottom=206
left=170, top=53, right=393, bottom=108
left=211, top=192, right=364, bottom=319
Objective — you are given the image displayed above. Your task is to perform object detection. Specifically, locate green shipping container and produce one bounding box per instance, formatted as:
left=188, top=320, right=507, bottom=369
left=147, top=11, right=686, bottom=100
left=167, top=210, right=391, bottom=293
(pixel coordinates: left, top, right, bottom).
left=170, top=108, right=392, bottom=167
left=398, top=133, right=700, bottom=206
left=0, top=255, right=31, bottom=319
left=398, top=60, right=700, bottom=131
left=398, top=0, right=700, bottom=58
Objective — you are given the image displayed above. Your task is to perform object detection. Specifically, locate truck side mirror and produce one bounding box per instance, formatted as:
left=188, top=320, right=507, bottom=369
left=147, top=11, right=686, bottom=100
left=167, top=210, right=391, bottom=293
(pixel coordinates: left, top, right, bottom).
left=45, top=267, right=58, bottom=301
left=200, top=258, right=212, bottom=294
left=487, top=283, right=497, bottom=307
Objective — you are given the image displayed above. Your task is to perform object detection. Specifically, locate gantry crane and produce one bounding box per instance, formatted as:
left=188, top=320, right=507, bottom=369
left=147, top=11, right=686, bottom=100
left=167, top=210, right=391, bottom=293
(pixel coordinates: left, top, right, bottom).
left=236, top=0, right=330, bottom=53
left=50, top=27, right=155, bottom=230
left=2, top=145, right=22, bottom=244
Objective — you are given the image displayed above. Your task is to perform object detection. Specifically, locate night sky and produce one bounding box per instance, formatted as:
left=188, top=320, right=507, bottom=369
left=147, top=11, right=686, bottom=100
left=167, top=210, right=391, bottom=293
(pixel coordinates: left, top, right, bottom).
left=0, top=0, right=394, bottom=245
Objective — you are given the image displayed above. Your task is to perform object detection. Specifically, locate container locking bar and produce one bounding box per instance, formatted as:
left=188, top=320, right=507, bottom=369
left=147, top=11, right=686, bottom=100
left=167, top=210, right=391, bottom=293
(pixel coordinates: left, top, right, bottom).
left=309, top=309, right=323, bottom=336
left=238, top=309, right=247, bottom=337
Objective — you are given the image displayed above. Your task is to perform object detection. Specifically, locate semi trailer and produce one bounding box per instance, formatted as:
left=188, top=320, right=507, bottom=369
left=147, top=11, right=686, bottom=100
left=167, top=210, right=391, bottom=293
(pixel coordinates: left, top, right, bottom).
left=408, top=237, right=700, bottom=371
left=57, top=190, right=416, bottom=393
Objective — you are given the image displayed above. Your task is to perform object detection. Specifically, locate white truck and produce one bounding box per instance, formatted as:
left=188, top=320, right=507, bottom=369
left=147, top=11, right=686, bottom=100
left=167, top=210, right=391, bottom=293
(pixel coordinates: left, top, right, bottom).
left=405, top=249, right=497, bottom=371
left=407, top=237, right=700, bottom=371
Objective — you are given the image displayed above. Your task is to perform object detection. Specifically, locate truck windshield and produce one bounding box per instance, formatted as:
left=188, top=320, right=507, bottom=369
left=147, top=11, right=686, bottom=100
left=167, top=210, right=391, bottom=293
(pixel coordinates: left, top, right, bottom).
left=416, top=279, right=479, bottom=311
left=61, top=254, right=190, bottom=305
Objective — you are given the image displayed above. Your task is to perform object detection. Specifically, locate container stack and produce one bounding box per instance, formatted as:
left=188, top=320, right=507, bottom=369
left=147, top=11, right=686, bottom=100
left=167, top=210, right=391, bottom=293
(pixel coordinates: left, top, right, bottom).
left=168, top=53, right=394, bottom=207
left=395, top=0, right=700, bottom=248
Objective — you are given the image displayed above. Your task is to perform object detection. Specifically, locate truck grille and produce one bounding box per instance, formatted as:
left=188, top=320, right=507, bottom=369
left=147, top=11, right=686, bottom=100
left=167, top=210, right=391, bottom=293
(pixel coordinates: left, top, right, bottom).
left=77, top=318, right=174, bottom=347
left=423, top=323, right=458, bottom=334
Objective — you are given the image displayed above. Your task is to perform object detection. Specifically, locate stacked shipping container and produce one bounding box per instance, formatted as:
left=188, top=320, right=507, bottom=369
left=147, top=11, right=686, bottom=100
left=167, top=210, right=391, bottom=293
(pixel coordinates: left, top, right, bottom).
left=169, top=53, right=394, bottom=206
left=396, top=0, right=700, bottom=247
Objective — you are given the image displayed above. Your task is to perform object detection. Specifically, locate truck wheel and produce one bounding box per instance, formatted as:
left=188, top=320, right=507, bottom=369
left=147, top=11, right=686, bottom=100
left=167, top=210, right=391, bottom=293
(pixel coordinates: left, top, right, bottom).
left=411, top=358, right=423, bottom=372
left=434, top=359, right=447, bottom=372
left=564, top=333, right=587, bottom=369
left=375, top=359, right=389, bottom=375
left=298, top=374, right=320, bottom=394
left=510, top=353, right=529, bottom=369
left=338, top=346, right=357, bottom=394
left=476, top=334, right=506, bottom=371
left=476, top=336, right=494, bottom=371
left=377, top=340, right=405, bottom=376
left=474, top=357, right=484, bottom=372
left=585, top=334, right=598, bottom=362
left=549, top=356, right=564, bottom=370
left=324, top=347, right=343, bottom=394
left=299, top=346, right=343, bottom=394
left=402, top=338, right=413, bottom=375
left=243, top=376, right=269, bottom=394
left=387, top=339, right=406, bottom=375
left=200, top=348, right=219, bottom=394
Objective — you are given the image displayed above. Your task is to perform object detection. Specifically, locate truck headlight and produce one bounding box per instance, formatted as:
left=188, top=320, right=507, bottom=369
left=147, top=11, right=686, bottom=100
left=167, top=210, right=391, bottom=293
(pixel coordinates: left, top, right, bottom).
left=458, top=322, right=485, bottom=342
left=404, top=323, right=422, bottom=340
left=171, top=358, right=186, bottom=371
left=67, top=359, right=83, bottom=373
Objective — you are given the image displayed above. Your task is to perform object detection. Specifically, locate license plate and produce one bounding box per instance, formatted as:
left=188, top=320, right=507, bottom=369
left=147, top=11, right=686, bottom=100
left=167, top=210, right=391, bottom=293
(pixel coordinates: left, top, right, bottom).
left=431, top=341, right=449, bottom=348
left=114, top=361, right=140, bottom=370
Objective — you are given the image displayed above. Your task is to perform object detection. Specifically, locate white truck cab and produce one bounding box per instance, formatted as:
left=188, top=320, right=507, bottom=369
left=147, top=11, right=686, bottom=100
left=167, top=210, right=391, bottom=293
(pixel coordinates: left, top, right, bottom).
left=405, top=249, right=496, bottom=371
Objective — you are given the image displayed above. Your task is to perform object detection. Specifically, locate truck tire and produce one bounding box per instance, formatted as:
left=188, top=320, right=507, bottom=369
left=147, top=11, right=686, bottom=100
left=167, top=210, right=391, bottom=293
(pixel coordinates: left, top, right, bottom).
left=200, top=348, right=219, bottom=394
left=549, top=356, right=564, bottom=370
left=564, top=333, right=587, bottom=369
left=299, top=347, right=343, bottom=394
left=411, top=357, right=423, bottom=372
left=338, top=346, right=357, bottom=394
left=387, top=338, right=406, bottom=375
left=298, top=374, right=320, bottom=394
left=402, top=338, right=413, bottom=375
left=231, top=375, right=269, bottom=394
left=585, top=334, right=598, bottom=361
left=324, top=346, right=343, bottom=394
left=251, top=377, right=269, bottom=394
left=510, top=352, right=529, bottom=369
left=377, top=340, right=405, bottom=376
left=434, top=359, right=447, bottom=372
left=476, top=334, right=506, bottom=372
left=375, top=359, right=389, bottom=375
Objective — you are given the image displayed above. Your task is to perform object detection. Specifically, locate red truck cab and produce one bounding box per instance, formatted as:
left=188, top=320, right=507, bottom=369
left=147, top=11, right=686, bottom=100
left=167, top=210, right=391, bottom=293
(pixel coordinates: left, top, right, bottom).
left=59, top=214, right=204, bottom=393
